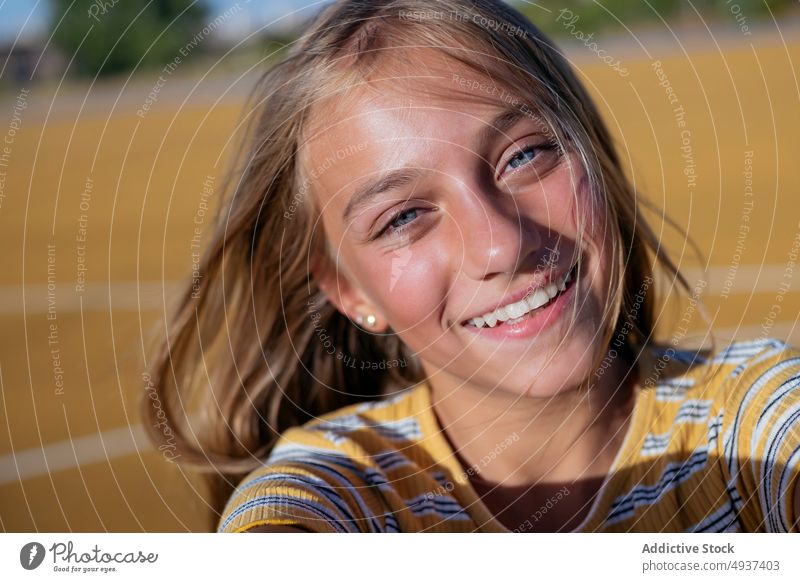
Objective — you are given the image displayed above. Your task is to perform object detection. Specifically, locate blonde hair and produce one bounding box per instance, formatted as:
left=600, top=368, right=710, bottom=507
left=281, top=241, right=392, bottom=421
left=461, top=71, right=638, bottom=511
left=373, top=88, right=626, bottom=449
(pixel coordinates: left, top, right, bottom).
left=143, top=0, right=703, bottom=529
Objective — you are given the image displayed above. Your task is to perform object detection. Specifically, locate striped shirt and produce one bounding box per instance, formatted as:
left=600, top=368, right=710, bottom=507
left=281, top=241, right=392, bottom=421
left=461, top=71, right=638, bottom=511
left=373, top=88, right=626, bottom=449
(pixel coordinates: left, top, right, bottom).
left=218, top=338, right=800, bottom=532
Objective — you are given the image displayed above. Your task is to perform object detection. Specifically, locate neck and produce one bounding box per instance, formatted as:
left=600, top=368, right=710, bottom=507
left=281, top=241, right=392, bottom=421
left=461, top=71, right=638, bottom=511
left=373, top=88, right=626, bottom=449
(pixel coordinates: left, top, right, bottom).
left=425, top=348, right=639, bottom=488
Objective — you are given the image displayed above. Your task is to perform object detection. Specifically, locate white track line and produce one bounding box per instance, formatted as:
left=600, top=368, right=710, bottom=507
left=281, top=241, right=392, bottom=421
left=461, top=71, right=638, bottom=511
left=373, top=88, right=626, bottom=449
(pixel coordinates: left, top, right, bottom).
left=661, top=265, right=795, bottom=295
left=0, top=282, right=183, bottom=314
left=0, top=424, right=151, bottom=486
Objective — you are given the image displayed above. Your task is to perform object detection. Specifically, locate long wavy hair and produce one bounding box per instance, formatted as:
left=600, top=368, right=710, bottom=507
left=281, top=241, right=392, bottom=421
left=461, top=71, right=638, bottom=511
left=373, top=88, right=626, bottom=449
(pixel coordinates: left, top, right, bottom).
left=142, top=0, right=707, bottom=530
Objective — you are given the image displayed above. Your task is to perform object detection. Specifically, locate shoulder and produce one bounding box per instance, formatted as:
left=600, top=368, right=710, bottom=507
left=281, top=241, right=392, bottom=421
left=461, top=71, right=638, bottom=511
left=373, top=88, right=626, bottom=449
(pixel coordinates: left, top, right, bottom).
left=715, top=337, right=800, bottom=415
left=217, top=385, right=427, bottom=533
left=679, top=336, right=800, bottom=455
left=654, top=337, right=800, bottom=433
left=634, top=338, right=799, bottom=460
left=642, top=337, right=799, bottom=404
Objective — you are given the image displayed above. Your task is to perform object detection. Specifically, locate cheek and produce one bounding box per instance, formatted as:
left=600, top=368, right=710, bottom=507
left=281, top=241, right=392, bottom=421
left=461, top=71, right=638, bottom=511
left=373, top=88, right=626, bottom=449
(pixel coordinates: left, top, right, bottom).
left=540, top=162, right=613, bottom=297
left=554, top=168, right=606, bottom=254
left=522, top=156, right=588, bottom=233
left=354, top=247, right=449, bottom=331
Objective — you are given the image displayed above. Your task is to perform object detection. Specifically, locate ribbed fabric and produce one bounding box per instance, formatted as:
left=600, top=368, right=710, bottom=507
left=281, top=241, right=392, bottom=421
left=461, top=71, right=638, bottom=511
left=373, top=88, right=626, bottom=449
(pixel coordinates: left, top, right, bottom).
left=218, top=338, right=800, bottom=533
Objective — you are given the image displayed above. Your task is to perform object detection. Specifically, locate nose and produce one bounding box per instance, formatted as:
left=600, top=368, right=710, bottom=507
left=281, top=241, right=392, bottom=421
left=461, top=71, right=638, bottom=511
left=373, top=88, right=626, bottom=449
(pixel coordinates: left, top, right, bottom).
left=454, top=187, right=544, bottom=281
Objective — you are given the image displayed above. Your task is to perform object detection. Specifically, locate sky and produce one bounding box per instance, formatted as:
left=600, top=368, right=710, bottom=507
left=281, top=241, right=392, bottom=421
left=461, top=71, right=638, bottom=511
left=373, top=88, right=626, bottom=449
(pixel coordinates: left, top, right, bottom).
left=0, top=0, right=333, bottom=44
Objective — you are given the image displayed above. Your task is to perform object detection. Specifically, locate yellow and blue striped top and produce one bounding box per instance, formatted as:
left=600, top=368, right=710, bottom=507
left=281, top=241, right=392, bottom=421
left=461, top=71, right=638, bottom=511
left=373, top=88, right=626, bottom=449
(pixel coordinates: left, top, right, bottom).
left=218, top=338, right=800, bottom=532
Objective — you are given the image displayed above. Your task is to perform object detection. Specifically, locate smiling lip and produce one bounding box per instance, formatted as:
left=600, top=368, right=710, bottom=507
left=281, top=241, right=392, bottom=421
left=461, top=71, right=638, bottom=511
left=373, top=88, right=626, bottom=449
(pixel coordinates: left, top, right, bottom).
left=462, top=264, right=579, bottom=339
left=459, top=263, right=577, bottom=325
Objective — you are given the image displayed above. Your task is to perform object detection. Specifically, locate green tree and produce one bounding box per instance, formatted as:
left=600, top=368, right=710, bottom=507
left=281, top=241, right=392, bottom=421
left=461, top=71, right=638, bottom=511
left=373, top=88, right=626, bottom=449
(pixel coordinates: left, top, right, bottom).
left=51, top=0, right=209, bottom=76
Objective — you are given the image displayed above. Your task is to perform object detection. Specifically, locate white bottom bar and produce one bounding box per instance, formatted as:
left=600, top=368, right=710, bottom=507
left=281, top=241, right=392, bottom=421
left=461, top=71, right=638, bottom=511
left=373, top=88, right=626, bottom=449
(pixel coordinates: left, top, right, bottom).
left=1, top=533, right=798, bottom=580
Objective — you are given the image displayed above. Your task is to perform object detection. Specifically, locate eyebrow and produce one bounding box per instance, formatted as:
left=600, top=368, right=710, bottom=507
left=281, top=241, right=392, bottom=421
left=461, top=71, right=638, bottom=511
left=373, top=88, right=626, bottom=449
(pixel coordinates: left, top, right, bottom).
left=341, top=107, right=529, bottom=224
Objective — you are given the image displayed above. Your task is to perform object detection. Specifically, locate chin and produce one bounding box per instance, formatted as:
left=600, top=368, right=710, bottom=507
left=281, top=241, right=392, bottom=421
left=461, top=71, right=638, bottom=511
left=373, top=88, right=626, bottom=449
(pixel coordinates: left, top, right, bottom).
left=500, top=336, right=605, bottom=399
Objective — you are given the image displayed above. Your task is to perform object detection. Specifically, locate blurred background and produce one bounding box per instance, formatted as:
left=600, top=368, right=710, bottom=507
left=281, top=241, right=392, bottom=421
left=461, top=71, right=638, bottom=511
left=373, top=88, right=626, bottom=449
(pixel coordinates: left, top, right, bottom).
left=0, top=0, right=798, bottom=532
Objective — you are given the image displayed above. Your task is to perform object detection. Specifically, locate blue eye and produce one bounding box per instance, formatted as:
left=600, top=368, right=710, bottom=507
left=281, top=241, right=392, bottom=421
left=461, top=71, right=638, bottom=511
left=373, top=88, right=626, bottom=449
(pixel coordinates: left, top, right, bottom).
left=390, top=208, right=418, bottom=229
left=372, top=205, right=430, bottom=241
left=505, top=146, right=538, bottom=171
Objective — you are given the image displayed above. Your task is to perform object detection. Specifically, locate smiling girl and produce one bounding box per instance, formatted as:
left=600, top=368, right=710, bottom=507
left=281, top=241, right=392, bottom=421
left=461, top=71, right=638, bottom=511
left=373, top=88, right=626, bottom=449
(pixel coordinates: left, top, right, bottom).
left=144, top=0, right=800, bottom=533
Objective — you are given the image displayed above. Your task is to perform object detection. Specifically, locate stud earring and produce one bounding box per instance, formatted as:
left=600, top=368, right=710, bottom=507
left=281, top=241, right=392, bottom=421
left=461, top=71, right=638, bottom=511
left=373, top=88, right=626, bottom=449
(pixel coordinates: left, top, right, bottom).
left=355, top=313, right=377, bottom=328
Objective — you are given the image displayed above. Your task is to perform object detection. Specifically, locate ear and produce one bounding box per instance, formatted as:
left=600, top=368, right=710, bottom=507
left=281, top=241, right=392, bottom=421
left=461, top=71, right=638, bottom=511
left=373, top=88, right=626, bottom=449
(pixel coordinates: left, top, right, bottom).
left=310, top=251, right=389, bottom=332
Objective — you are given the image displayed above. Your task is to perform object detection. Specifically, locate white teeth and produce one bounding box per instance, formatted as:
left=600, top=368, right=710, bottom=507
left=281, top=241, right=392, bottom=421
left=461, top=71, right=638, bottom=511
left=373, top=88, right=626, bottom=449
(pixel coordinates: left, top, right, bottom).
left=545, top=282, right=559, bottom=299
left=526, top=287, right=551, bottom=311
left=494, top=305, right=509, bottom=321
left=507, top=301, right=528, bottom=319
left=467, top=265, right=576, bottom=328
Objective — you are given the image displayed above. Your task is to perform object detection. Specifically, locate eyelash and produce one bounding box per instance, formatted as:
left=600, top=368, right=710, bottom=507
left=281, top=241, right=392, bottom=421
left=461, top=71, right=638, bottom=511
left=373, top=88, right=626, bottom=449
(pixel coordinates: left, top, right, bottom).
left=376, top=142, right=560, bottom=239
left=378, top=206, right=423, bottom=239
left=504, top=143, right=545, bottom=174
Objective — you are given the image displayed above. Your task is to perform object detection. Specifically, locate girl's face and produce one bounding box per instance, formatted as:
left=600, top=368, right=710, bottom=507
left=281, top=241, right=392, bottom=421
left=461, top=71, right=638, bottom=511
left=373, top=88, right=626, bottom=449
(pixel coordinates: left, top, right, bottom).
left=303, top=55, right=615, bottom=398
